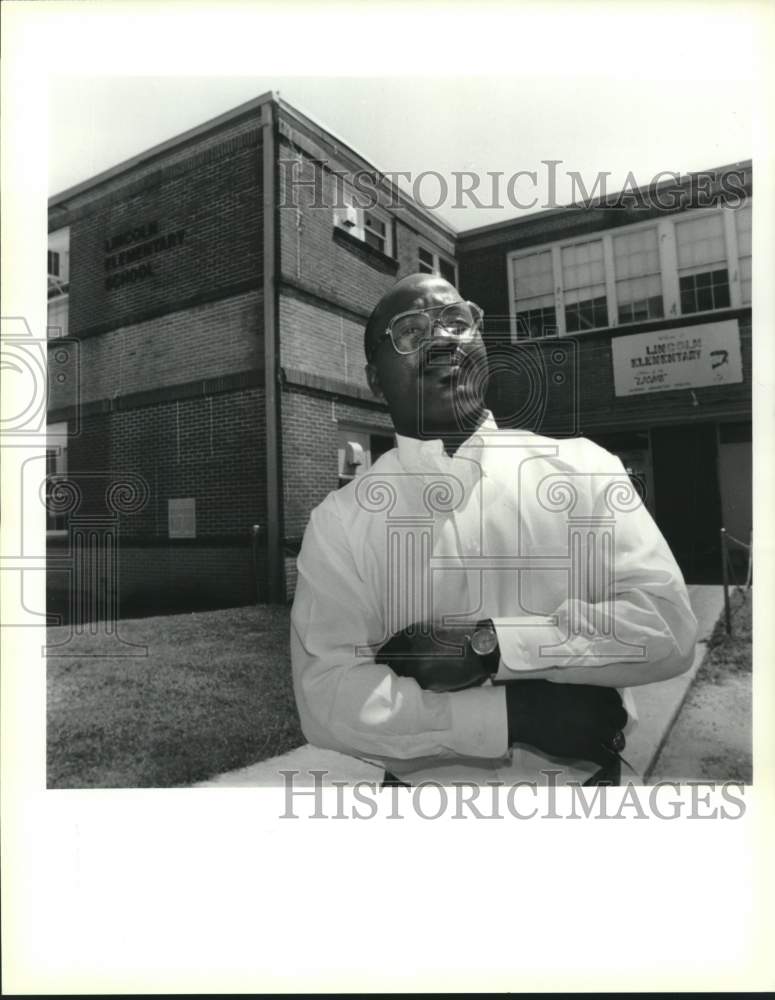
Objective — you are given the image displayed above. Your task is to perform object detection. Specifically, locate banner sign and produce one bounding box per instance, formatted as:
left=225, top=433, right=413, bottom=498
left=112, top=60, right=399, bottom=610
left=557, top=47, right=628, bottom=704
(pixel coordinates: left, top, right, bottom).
left=611, top=320, right=742, bottom=396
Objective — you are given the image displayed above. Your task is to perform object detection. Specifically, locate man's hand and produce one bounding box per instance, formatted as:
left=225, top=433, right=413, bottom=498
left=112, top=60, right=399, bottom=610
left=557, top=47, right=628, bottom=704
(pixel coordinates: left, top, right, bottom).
left=376, top=624, right=492, bottom=692
left=505, top=679, right=627, bottom=762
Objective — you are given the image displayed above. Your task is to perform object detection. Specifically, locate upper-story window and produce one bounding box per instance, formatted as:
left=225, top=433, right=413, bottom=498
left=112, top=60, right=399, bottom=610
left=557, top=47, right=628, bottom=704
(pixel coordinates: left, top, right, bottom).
left=734, top=203, right=752, bottom=305
left=675, top=213, right=730, bottom=314
left=561, top=239, right=608, bottom=332
left=507, top=204, right=750, bottom=340
left=512, top=249, right=556, bottom=338
left=418, top=245, right=457, bottom=285
left=334, top=192, right=393, bottom=257
left=613, top=227, right=664, bottom=323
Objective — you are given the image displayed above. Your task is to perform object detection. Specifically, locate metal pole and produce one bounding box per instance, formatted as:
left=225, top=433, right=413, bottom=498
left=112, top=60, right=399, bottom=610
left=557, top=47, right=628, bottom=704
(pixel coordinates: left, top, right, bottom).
left=720, top=527, right=731, bottom=635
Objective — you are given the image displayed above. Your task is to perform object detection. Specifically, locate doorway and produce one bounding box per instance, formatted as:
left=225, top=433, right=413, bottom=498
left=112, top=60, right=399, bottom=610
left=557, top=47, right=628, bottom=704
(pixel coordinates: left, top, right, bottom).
left=651, top=423, right=722, bottom=582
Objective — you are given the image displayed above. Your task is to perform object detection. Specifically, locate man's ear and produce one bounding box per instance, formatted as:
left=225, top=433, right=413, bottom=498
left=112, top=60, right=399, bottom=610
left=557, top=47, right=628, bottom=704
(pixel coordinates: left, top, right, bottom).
left=365, top=362, right=385, bottom=401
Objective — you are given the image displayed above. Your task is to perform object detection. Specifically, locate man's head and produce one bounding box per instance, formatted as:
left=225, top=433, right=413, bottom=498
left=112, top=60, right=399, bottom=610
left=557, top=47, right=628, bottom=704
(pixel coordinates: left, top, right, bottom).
left=364, top=273, right=489, bottom=440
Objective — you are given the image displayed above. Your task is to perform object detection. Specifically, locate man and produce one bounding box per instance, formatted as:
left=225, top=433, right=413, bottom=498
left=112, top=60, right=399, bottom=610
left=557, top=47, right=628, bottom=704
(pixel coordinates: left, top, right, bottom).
left=290, top=273, right=698, bottom=786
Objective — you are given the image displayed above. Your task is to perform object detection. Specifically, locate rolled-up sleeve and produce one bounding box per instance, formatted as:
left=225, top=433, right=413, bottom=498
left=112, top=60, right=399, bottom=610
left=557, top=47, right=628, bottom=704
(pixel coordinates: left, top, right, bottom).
left=291, top=500, right=508, bottom=763
left=493, top=447, right=698, bottom=686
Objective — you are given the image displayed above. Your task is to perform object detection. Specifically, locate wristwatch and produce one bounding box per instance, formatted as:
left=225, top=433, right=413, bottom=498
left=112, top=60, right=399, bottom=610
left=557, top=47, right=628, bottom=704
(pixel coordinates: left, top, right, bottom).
left=468, top=618, right=500, bottom=676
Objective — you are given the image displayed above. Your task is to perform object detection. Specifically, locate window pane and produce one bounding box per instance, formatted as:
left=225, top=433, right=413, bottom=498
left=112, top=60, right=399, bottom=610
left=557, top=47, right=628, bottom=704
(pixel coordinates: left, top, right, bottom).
left=418, top=247, right=434, bottom=271
left=675, top=214, right=726, bottom=270
left=438, top=258, right=456, bottom=284
left=565, top=295, right=607, bottom=332
left=364, top=212, right=385, bottom=236
left=679, top=269, right=730, bottom=314
left=513, top=250, right=553, bottom=301
left=515, top=306, right=556, bottom=339
left=364, top=229, right=385, bottom=252
left=735, top=204, right=752, bottom=304
left=734, top=204, right=752, bottom=257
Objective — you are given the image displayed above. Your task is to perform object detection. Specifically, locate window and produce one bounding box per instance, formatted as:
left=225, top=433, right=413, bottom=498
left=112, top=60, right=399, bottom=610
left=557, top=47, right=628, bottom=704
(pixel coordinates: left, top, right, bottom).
left=46, top=422, right=68, bottom=532
left=512, top=249, right=556, bottom=339
left=418, top=247, right=435, bottom=273
left=562, top=239, right=608, bottom=332
left=334, top=192, right=393, bottom=257
left=613, top=227, right=664, bottom=323
left=48, top=250, right=60, bottom=277
left=363, top=211, right=387, bottom=254
left=675, top=213, right=730, bottom=314
left=417, top=245, right=457, bottom=284
left=734, top=204, right=752, bottom=305
left=506, top=203, right=750, bottom=339
left=438, top=258, right=456, bottom=284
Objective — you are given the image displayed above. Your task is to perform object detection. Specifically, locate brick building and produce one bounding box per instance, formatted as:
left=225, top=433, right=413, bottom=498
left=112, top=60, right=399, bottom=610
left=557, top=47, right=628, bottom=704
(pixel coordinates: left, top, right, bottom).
left=457, top=162, right=752, bottom=582
left=47, top=92, right=752, bottom=618
left=46, top=92, right=456, bottom=613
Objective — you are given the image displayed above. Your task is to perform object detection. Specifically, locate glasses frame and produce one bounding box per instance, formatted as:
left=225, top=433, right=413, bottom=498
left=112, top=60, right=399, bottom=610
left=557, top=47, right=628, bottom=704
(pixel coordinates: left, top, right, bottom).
left=368, top=300, right=484, bottom=361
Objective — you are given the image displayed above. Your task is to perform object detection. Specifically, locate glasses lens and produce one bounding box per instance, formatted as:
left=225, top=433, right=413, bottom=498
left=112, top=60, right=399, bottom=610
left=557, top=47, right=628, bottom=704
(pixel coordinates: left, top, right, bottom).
left=391, top=312, right=431, bottom=354
left=438, top=302, right=479, bottom=336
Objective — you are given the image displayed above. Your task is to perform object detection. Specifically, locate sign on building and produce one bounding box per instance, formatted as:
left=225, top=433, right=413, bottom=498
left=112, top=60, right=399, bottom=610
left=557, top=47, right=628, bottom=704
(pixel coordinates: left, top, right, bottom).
left=611, top=320, right=742, bottom=397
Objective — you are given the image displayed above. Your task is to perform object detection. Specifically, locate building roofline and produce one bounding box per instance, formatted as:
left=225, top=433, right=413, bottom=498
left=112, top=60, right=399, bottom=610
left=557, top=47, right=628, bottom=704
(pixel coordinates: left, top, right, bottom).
left=48, top=90, right=278, bottom=207
left=275, top=96, right=457, bottom=238
left=456, top=158, right=752, bottom=241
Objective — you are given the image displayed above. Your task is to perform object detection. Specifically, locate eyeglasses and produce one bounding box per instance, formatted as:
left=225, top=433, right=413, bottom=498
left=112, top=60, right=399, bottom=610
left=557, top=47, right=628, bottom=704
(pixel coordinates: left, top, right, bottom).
left=369, top=301, right=484, bottom=360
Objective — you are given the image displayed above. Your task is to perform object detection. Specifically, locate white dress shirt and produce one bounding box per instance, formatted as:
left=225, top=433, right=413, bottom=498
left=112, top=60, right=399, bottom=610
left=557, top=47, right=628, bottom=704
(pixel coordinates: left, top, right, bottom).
left=290, top=413, right=698, bottom=785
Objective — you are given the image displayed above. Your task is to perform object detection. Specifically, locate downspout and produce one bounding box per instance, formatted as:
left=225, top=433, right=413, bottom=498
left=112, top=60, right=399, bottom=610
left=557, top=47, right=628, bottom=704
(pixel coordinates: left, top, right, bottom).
left=262, top=99, right=286, bottom=602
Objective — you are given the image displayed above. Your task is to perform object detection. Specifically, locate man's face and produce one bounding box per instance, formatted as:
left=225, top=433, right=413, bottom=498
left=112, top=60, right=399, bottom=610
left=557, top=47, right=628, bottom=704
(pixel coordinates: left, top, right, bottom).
left=365, top=276, right=489, bottom=438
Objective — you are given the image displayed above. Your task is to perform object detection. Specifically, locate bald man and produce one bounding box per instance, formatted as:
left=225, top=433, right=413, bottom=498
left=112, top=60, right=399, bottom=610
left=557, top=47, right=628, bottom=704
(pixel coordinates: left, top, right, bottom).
left=290, top=274, right=697, bottom=786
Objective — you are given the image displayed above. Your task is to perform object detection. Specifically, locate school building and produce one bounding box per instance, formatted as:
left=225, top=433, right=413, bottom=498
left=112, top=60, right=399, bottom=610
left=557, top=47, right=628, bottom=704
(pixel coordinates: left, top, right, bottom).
left=46, top=91, right=752, bottom=618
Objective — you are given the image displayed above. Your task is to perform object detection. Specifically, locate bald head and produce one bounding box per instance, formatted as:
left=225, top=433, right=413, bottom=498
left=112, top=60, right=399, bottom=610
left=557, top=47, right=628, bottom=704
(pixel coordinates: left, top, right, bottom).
left=364, top=273, right=461, bottom=361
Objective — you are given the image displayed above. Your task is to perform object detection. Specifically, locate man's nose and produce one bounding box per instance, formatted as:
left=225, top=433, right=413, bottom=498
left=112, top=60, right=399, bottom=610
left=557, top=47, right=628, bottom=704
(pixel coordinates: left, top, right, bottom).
left=430, top=321, right=466, bottom=344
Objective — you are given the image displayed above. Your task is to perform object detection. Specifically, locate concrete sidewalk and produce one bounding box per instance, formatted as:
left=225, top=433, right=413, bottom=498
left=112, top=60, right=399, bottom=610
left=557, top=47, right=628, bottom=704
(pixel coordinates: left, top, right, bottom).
left=196, top=585, right=723, bottom=787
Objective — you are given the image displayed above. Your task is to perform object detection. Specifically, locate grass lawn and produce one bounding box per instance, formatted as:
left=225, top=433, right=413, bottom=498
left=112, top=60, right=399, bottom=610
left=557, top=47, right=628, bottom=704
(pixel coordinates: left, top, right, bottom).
left=650, top=586, right=752, bottom=783
left=698, top=586, right=752, bottom=684
left=47, top=604, right=304, bottom=788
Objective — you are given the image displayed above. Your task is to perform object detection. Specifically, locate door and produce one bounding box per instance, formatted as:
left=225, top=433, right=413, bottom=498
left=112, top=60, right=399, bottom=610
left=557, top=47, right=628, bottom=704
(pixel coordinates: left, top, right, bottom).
left=651, top=423, right=722, bottom=582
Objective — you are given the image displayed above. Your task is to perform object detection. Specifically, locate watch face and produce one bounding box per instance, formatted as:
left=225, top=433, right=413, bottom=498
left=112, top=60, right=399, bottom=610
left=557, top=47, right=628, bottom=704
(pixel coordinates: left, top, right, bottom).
left=471, top=626, right=498, bottom=656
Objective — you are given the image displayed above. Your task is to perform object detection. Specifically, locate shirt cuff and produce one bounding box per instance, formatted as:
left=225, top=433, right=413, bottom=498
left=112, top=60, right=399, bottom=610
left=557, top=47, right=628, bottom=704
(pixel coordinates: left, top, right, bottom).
left=492, top=616, right=564, bottom=676
left=448, top=685, right=508, bottom=758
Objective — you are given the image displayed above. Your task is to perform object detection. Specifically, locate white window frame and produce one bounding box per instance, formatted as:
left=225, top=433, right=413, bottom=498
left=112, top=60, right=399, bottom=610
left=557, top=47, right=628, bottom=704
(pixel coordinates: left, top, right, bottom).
left=417, top=244, right=458, bottom=284
left=506, top=204, right=750, bottom=343
left=333, top=188, right=393, bottom=257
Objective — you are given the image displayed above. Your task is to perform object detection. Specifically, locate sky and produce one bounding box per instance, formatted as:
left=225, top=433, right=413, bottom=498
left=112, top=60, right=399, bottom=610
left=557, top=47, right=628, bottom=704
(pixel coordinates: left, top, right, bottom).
left=49, top=65, right=755, bottom=232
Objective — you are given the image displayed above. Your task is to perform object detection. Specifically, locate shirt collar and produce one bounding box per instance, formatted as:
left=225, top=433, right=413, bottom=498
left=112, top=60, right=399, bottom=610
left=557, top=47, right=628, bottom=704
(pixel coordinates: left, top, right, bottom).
left=395, top=411, right=498, bottom=479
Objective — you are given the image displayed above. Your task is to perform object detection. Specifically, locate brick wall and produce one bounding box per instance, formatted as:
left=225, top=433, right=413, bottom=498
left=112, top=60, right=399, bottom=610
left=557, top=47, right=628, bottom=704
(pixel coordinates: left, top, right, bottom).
left=66, top=131, right=263, bottom=338
left=65, top=386, right=267, bottom=539
left=280, top=385, right=394, bottom=600
left=277, top=135, right=458, bottom=389
left=48, top=291, right=263, bottom=410
left=47, top=541, right=258, bottom=619
left=279, top=293, right=369, bottom=391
